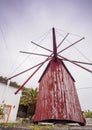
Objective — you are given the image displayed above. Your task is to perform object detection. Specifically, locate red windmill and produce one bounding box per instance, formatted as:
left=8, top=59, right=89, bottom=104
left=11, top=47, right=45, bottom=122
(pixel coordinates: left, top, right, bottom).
left=8, top=27, right=92, bottom=125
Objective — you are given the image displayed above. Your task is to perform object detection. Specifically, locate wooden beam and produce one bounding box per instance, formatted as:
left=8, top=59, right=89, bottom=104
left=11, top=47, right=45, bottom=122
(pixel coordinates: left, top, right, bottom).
left=20, top=51, right=50, bottom=57
left=58, top=37, right=85, bottom=54
left=52, top=27, right=57, bottom=61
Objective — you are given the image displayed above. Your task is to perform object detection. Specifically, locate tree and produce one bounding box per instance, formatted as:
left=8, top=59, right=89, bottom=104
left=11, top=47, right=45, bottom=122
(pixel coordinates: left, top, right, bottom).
left=18, top=87, right=38, bottom=117
left=83, top=110, right=92, bottom=118
left=0, top=76, right=20, bottom=88
left=20, top=87, right=38, bottom=106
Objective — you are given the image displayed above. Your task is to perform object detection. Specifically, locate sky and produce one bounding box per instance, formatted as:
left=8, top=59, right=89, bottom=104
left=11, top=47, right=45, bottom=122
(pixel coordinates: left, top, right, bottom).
left=0, top=0, right=92, bottom=111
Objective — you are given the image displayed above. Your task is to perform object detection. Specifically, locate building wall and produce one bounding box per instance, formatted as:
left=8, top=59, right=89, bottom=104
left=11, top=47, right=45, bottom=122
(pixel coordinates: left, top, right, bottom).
left=0, top=82, right=22, bottom=122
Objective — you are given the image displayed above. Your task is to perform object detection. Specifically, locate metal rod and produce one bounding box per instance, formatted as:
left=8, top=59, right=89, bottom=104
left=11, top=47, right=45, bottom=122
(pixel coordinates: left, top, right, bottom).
left=20, top=51, right=50, bottom=57
left=58, top=37, right=85, bottom=54
left=31, top=41, right=52, bottom=52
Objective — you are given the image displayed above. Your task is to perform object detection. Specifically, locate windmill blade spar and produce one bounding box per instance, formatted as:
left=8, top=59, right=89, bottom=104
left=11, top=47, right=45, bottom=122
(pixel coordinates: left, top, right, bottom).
left=15, top=53, right=53, bottom=94
left=8, top=57, right=51, bottom=80
left=59, top=55, right=92, bottom=73
left=67, top=60, right=92, bottom=65
left=57, top=33, right=69, bottom=48
left=58, top=37, right=85, bottom=54
left=20, top=51, right=50, bottom=57
left=59, top=57, right=92, bottom=65
left=31, top=41, right=52, bottom=52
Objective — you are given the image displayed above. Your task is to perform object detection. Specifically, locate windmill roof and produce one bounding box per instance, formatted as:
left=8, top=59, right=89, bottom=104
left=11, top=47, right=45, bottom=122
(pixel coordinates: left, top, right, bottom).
left=39, top=58, right=75, bottom=82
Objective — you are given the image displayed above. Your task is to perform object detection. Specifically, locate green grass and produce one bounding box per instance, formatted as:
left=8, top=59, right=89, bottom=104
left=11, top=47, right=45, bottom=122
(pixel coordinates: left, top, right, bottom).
left=0, top=123, right=53, bottom=130
left=0, top=122, right=21, bottom=127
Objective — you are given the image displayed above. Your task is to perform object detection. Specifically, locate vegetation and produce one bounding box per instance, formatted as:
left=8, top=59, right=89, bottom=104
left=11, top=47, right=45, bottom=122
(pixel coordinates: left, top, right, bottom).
left=0, top=76, right=20, bottom=88
left=20, top=87, right=38, bottom=106
left=83, top=110, right=92, bottom=118
left=0, top=105, right=4, bottom=116
left=18, top=87, right=38, bottom=118
left=0, top=123, right=53, bottom=130
left=0, top=75, right=38, bottom=119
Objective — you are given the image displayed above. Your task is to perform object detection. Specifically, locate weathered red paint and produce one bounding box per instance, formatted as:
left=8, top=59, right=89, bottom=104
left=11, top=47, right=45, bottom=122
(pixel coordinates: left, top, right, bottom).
left=34, top=59, right=85, bottom=125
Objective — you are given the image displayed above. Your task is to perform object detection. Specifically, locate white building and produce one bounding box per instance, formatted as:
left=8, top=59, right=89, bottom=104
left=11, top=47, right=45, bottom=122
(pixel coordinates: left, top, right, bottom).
left=0, top=77, right=22, bottom=122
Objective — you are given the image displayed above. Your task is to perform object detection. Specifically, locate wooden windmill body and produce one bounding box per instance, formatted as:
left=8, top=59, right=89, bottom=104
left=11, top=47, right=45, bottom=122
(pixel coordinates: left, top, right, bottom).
left=34, top=59, right=85, bottom=125
left=8, top=27, right=92, bottom=125
left=34, top=28, right=85, bottom=125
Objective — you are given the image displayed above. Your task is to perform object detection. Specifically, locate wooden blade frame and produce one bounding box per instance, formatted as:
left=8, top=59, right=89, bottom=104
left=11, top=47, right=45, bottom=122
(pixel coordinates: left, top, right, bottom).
left=20, top=51, right=50, bottom=57
left=8, top=58, right=51, bottom=80
left=58, top=37, right=85, bottom=54
left=14, top=53, right=53, bottom=94
left=57, top=33, right=69, bottom=48
left=8, top=28, right=92, bottom=94
left=59, top=55, right=92, bottom=73
left=31, top=41, right=52, bottom=52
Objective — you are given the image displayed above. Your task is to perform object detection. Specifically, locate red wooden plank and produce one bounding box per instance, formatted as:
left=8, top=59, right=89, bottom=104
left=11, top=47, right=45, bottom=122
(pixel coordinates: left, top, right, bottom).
left=34, top=59, right=85, bottom=125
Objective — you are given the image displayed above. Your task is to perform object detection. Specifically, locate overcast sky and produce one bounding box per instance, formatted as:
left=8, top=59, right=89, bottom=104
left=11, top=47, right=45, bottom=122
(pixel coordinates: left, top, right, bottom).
left=0, top=0, right=92, bottom=111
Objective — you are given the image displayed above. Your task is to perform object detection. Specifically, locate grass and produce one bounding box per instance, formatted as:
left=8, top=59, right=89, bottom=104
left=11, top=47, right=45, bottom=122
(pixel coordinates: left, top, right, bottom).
left=0, top=122, right=22, bottom=127
left=0, top=122, right=53, bottom=130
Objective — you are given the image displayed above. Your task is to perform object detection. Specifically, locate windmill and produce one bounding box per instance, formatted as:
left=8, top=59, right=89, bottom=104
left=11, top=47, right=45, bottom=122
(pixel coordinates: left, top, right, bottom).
left=8, top=27, right=92, bottom=125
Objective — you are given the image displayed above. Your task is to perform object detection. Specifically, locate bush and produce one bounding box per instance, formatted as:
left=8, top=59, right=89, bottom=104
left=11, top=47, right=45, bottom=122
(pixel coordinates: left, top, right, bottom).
left=83, top=110, right=92, bottom=118
left=0, top=105, right=4, bottom=119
